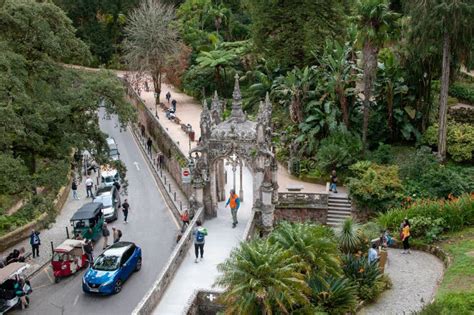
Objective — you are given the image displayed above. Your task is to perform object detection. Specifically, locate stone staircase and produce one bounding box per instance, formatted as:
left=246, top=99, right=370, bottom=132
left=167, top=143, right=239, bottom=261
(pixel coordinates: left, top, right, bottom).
left=327, top=194, right=352, bottom=227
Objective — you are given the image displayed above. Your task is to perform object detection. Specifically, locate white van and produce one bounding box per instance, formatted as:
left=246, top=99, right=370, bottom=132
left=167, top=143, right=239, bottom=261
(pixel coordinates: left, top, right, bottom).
left=106, top=137, right=120, bottom=160
left=100, top=165, right=121, bottom=187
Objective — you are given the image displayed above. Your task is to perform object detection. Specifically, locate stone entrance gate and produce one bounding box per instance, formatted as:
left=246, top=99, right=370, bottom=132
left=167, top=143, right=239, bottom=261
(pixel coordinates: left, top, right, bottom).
left=189, top=75, right=278, bottom=232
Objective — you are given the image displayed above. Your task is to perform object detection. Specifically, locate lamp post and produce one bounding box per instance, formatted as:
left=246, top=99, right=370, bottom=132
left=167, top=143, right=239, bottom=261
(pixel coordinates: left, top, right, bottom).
left=187, top=124, right=192, bottom=154
left=225, top=154, right=240, bottom=192
left=154, top=93, right=158, bottom=118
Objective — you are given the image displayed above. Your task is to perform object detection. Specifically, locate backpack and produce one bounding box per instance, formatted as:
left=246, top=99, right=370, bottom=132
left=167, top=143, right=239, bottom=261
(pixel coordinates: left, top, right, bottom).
left=196, top=229, right=205, bottom=242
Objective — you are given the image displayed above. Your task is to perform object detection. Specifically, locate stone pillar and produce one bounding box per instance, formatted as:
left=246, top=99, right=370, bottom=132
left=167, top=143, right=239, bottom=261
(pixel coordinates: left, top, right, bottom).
left=210, top=162, right=218, bottom=213
left=217, top=160, right=226, bottom=201
left=239, top=160, right=244, bottom=202
left=261, top=182, right=275, bottom=232
left=193, top=178, right=204, bottom=207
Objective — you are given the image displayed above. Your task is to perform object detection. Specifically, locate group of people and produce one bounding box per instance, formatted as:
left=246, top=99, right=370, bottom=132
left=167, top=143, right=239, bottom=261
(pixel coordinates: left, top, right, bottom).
left=368, top=217, right=411, bottom=265
left=101, top=223, right=123, bottom=250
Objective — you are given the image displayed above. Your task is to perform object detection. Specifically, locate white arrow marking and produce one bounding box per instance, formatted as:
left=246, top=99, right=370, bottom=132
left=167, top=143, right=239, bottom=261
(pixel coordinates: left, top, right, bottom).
left=134, top=162, right=140, bottom=171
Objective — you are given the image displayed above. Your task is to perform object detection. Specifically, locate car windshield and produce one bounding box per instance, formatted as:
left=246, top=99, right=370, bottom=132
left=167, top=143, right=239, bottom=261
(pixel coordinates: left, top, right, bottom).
left=94, top=195, right=112, bottom=207
left=103, top=176, right=114, bottom=183
left=93, top=255, right=120, bottom=271
left=109, top=149, right=119, bottom=156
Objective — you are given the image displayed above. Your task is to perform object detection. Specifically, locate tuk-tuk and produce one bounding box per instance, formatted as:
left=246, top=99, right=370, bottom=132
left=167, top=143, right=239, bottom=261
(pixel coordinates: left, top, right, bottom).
left=0, top=263, right=31, bottom=314
left=70, top=202, right=104, bottom=242
left=52, top=239, right=88, bottom=283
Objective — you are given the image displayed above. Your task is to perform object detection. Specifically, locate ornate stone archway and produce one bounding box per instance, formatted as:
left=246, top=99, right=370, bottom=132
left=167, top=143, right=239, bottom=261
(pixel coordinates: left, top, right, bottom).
left=190, top=75, right=278, bottom=231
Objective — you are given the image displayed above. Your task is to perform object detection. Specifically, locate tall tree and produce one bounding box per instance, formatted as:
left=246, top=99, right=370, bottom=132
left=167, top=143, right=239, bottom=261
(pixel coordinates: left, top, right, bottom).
left=408, top=0, right=474, bottom=161
left=123, top=0, right=180, bottom=104
left=356, top=0, right=398, bottom=153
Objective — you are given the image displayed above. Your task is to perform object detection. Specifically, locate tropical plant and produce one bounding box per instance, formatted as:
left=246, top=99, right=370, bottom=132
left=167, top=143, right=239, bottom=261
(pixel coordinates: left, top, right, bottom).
left=308, top=276, right=358, bottom=315
left=272, top=66, right=316, bottom=123
left=196, top=47, right=238, bottom=91
left=316, top=129, right=362, bottom=172
left=336, top=218, right=365, bottom=255
left=356, top=0, right=398, bottom=152
left=269, top=222, right=341, bottom=285
left=123, top=0, right=180, bottom=104
left=408, top=0, right=474, bottom=161
left=215, top=240, right=311, bottom=314
left=423, top=122, right=474, bottom=162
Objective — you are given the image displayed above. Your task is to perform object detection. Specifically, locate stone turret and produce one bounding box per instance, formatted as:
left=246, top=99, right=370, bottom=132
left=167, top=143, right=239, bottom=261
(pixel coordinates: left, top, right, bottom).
left=230, top=74, right=245, bottom=122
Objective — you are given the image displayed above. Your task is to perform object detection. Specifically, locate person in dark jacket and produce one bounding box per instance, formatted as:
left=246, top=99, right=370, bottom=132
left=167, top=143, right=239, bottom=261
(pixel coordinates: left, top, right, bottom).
left=102, top=223, right=110, bottom=249
left=122, top=199, right=130, bottom=223
left=71, top=180, right=79, bottom=200
left=84, top=240, right=93, bottom=266
left=29, top=229, right=41, bottom=258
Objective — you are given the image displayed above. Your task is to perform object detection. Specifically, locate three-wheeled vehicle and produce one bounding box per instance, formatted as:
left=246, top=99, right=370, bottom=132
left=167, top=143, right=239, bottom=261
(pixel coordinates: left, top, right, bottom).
left=0, top=263, right=31, bottom=314
left=70, top=202, right=104, bottom=242
left=52, top=239, right=88, bottom=283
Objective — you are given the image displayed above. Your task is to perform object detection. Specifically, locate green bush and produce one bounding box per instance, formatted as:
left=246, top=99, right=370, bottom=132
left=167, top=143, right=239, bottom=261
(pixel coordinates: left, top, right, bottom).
left=308, top=276, right=358, bottom=315
left=369, top=143, right=394, bottom=165
left=423, top=122, right=474, bottom=162
left=0, top=153, right=29, bottom=195
left=449, top=82, right=474, bottom=104
left=316, top=130, right=362, bottom=172
left=347, top=161, right=403, bottom=212
left=377, top=194, right=474, bottom=243
left=419, top=292, right=474, bottom=315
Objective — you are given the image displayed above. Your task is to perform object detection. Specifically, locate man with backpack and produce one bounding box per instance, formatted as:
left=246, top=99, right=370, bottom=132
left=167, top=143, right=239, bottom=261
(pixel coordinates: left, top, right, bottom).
left=193, top=220, right=207, bottom=263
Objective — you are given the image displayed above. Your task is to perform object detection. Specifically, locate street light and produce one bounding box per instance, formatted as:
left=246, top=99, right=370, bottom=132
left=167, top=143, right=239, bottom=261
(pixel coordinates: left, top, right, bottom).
left=187, top=124, right=192, bottom=153
left=154, top=92, right=158, bottom=118
left=225, top=154, right=239, bottom=192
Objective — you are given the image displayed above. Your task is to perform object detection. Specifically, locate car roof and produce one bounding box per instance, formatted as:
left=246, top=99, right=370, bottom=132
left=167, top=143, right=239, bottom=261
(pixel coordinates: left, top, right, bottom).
left=0, top=263, right=29, bottom=283
left=96, top=186, right=114, bottom=195
left=70, top=202, right=103, bottom=221
left=106, top=137, right=116, bottom=145
left=55, top=239, right=85, bottom=252
left=103, top=242, right=135, bottom=257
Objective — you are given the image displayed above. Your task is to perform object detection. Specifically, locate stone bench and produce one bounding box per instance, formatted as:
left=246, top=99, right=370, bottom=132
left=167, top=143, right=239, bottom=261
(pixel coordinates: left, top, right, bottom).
left=286, top=184, right=304, bottom=192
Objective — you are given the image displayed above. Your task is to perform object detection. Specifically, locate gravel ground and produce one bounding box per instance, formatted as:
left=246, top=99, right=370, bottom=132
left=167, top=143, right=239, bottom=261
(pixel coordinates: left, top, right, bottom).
left=359, top=248, right=444, bottom=315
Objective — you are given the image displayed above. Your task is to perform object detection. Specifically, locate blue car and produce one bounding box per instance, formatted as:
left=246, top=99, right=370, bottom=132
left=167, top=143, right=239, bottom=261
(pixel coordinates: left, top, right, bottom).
left=82, top=242, right=142, bottom=295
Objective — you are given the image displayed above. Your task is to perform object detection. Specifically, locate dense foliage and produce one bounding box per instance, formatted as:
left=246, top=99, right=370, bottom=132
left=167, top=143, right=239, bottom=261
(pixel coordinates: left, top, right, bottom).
left=216, top=222, right=388, bottom=314
left=0, top=0, right=135, bottom=233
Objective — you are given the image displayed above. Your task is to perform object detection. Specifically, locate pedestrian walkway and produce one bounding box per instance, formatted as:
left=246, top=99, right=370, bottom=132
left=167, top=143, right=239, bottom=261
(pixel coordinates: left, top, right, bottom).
left=153, top=164, right=253, bottom=315
left=0, top=173, right=98, bottom=277
left=130, top=78, right=346, bottom=194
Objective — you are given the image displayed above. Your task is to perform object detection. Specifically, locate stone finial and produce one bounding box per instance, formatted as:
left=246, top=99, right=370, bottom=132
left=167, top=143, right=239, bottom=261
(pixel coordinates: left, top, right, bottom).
left=200, top=99, right=211, bottom=141
left=210, top=90, right=222, bottom=125
left=230, top=74, right=245, bottom=121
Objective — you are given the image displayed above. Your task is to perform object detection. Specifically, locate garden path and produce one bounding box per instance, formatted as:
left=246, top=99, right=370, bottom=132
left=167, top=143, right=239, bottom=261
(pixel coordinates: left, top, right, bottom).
left=359, top=248, right=444, bottom=315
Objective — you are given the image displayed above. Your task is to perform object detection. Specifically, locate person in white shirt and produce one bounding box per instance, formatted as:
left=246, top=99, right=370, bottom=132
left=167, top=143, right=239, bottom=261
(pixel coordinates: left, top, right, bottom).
left=368, top=243, right=379, bottom=264
left=85, top=176, right=94, bottom=198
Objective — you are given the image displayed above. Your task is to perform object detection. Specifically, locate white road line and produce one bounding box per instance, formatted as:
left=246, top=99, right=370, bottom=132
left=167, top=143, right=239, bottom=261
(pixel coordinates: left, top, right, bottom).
left=129, top=126, right=180, bottom=228
left=133, top=161, right=140, bottom=171
left=44, top=268, right=54, bottom=284
left=73, top=294, right=79, bottom=306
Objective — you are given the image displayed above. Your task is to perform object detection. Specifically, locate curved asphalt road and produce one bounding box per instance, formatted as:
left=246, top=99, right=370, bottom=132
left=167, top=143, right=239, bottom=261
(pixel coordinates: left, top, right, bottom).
left=14, top=112, right=179, bottom=315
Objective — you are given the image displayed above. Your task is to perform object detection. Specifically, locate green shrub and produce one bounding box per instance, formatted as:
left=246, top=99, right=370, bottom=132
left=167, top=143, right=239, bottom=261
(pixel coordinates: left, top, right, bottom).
left=449, top=82, right=474, bottom=104
left=377, top=194, right=474, bottom=243
left=308, top=276, right=358, bottom=315
left=368, top=143, right=394, bottom=165
left=423, top=122, right=474, bottom=162
left=418, top=292, right=474, bottom=315
left=316, top=130, right=362, bottom=172
left=0, top=153, right=29, bottom=195
left=347, top=161, right=403, bottom=212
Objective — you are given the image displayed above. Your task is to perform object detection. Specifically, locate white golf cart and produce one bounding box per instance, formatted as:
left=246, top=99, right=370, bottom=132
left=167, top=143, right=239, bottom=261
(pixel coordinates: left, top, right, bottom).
left=0, top=263, right=31, bottom=314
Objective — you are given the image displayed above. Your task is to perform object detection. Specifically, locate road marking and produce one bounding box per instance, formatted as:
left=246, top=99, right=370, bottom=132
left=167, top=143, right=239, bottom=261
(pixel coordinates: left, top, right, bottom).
left=73, top=294, right=79, bottom=306
left=133, top=161, right=140, bottom=171
left=129, top=126, right=180, bottom=228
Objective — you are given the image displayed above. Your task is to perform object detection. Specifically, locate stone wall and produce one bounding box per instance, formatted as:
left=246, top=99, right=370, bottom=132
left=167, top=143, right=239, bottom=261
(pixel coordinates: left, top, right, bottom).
left=274, top=207, right=327, bottom=225
left=132, top=207, right=205, bottom=315
left=124, top=83, right=192, bottom=197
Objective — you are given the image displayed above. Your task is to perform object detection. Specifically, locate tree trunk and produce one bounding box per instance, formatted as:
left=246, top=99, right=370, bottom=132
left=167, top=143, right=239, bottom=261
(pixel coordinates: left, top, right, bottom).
left=336, top=85, right=349, bottom=127
left=152, top=70, right=161, bottom=105
left=387, top=83, right=394, bottom=140
left=362, top=42, right=378, bottom=154
left=437, top=32, right=451, bottom=161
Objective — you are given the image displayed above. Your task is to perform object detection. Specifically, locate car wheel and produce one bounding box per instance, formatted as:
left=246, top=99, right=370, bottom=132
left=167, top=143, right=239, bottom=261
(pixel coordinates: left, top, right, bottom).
left=114, top=279, right=122, bottom=294
left=55, top=277, right=60, bottom=283
left=135, top=257, right=142, bottom=271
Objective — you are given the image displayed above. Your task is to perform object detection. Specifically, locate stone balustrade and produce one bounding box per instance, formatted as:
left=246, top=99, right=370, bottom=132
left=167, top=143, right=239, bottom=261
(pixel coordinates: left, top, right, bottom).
left=277, top=192, right=328, bottom=209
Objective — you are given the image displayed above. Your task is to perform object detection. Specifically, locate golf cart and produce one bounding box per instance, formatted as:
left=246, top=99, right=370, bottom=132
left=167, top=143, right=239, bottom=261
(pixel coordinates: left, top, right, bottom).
left=0, top=263, right=31, bottom=314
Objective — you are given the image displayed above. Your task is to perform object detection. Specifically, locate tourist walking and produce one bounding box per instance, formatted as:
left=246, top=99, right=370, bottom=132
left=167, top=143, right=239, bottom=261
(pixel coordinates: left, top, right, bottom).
left=144, top=81, right=149, bottom=92
left=122, top=199, right=130, bottom=223
left=171, top=99, right=177, bottom=112
left=85, top=176, right=94, bottom=198
left=147, top=137, right=153, bottom=155
left=180, top=210, right=190, bottom=232
left=29, top=229, right=41, bottom=258
left=84, top=240, right=93, bottom=266
left=102, top=223, right=110, bottom=249
left=401, top=219, right=411, bottom=254
left=193, top=220, right=207, bottom=263
left=140, top=124, right=146, bottom=139
left=225, top=189, right=240, bottom=228
left=329, top=169, right=338, bottom=193
left=166, top=91, right=171, bottom=104
left=71, top=180, right=79, bottom=200
left=112, top=227, right=122, bottom=243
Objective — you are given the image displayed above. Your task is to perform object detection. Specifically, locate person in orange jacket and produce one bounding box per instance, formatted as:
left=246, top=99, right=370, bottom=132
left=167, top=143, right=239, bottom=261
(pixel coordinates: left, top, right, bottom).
left=401, top=219, right=411, bottom=254
left=225, top=189, right=240, bottom=228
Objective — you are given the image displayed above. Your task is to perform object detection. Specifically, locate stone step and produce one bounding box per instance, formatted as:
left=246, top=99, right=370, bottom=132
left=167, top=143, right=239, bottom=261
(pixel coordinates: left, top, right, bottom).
left=326, top=218, right=345, bottom=226
left=327, top=210, right=352, bottom=216
left=328, top=205, right=352, bottom=211
left=328, top=195, right=350, bottom=200
left=328, top=199, right=351, bottom=206
left=327, top=214, right=351, bottom=220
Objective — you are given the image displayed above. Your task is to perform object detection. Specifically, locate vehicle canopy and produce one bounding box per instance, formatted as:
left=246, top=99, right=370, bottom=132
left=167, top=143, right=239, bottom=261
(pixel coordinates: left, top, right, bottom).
left=70, top=202, right=103, bottom=222
left=100, top=165, right=120, bottom=186
left=0, top=263, right=29, bottom=284
left=54, top=239, right=86, bottom=254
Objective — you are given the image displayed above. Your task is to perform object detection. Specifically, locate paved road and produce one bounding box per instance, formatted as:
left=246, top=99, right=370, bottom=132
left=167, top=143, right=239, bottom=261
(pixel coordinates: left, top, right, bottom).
left=14, top=112, right=179, bottom=315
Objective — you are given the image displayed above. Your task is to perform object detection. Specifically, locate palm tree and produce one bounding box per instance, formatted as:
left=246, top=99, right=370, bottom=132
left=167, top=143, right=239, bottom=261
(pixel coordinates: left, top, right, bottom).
left=196, top=48, right=237, bottom=90
left=272, top=67, right=316, bottom=124
left=356, top=0, right=398, bottom=153
left=215, top=240, right=311, bottom=314
left=408, top=0, right=474, bottom=161
left=269, top=222, right=342, bottom=286
left=336, top=218, right=364, bottom=254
